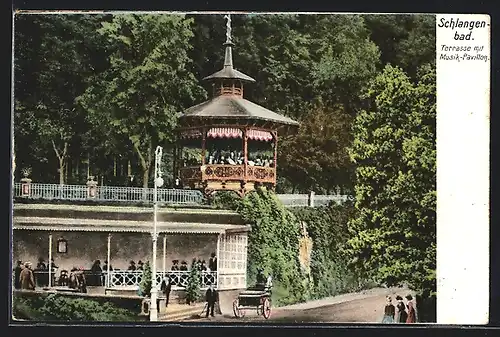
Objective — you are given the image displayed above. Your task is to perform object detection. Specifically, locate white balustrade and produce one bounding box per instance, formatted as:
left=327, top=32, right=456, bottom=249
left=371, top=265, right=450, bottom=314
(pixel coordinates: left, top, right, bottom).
left=104, top=270, right=218, bottom=290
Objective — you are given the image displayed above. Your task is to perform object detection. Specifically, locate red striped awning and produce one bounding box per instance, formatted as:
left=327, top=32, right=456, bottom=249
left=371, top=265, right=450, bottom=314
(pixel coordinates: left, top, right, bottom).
left=207, top=128, right=243, bottom=139
left=247, top=130, right=273, bottom=142
left=180, top=129, right=202, bottom=139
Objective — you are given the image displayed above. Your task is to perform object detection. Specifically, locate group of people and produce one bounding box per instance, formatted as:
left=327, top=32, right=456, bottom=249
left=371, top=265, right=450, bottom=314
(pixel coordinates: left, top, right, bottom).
left=127, top=260, right=145, bottom=271
left=182, top=147, right=275, bottom=168
left=13, top=261, right=36, bottom=290
left=171, top=253, right=218, bottom=272
left=382, top=294, right=417, bottom=324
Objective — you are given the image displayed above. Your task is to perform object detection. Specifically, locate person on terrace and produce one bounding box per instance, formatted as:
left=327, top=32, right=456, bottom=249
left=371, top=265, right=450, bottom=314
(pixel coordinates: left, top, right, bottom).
left=208, top=252, right=217, bottom=271
left=20, top=262, right=35, bottom=290
left=36, top=258, right=47, bottom=270
left=13, top=260, right=23, bottom=289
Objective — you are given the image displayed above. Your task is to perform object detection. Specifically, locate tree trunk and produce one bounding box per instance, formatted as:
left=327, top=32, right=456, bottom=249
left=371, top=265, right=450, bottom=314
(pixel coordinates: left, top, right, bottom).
left=59, top=160, right=65, bottom=185
left=53, top=140, right=68, bottom=185
left=131, top=137, right=153, bottom=196
left=142, top=169, right=149, bottom=189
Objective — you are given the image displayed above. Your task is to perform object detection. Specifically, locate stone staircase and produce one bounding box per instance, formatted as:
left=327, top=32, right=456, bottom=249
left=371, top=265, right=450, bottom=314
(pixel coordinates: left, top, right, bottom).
left=159, top=302, right=206, bottom=322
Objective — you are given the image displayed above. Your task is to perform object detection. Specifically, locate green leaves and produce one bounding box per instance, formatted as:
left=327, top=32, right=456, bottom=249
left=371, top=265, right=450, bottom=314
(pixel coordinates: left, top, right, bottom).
left=347, top=63, right=436, bottom=294
left=239, top=188, right=310, bottom=306
left=77, top=14, right=207, bottom=187
left=139, top=261, right=152, bottom=297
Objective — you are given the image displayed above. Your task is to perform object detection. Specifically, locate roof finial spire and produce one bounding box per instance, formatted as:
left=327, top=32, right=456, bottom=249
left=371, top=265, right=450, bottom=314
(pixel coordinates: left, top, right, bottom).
left=224, top=14, right=232, bottom=44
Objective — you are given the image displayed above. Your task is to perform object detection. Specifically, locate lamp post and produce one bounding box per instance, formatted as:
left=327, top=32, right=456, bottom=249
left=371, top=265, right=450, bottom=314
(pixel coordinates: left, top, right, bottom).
left=150, top=146, right=164, bottom=322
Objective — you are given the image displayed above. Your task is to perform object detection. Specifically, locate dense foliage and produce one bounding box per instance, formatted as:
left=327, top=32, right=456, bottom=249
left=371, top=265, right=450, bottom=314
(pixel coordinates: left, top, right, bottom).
left=290, top=202, right=377, bottom=299
left=13, top=293, right=140, bottom=321
left=13, top=13, right=435, bottom=194
left=214, top=189, right=375, bottom=305
left=347, top=63, right=436, bottom=296
left=139, top=261, right=152, bottom=297
left=237, top=188, right=311, bottom=306
left=13, top=13, right=436, bottom=315
left=185, top=263, right=202, bottom=304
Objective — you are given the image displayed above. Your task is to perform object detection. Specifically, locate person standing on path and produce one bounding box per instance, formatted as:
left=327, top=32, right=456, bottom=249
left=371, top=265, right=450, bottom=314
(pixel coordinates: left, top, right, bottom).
left=205, top=283, right=218, bottom=318
left=160, top=276, right=172, bottom=308
left=395, top=295, right=408, bottom=323
left=381, top=295, right=395, bottom=323
left=405, top=294, right=416, bottom=323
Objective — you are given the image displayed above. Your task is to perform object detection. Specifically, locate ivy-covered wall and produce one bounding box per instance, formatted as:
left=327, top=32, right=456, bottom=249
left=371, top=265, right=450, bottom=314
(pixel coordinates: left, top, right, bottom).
left=212, top=188, right=374, bottom=307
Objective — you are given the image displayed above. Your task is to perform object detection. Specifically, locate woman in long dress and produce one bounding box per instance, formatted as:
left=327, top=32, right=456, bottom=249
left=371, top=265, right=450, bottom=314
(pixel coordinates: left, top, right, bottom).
left=395, top=295, right=408, bottom=323
left=382, top=295, right=395, bottom=323
left=405, top=294, right=417, bottom=323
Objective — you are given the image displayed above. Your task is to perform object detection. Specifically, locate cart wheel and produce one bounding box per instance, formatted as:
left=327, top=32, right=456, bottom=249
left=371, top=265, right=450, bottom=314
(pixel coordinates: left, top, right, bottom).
left=262, top=297, right=271, bottom=319
left=232, top=299, right=245, bottom=318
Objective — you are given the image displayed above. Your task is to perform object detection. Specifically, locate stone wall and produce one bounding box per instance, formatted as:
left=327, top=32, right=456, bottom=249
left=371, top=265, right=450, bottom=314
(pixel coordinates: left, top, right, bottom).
left=13, top=230, right=217, bottom=272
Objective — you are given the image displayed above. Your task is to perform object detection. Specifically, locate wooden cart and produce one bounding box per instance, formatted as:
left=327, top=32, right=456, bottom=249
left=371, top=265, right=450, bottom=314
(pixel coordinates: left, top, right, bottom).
left=232, top=287, right=272, bottom=319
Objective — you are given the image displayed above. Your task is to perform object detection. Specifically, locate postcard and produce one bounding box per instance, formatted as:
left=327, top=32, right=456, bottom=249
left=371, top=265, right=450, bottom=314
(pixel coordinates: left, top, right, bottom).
left=10, top=11, right=490, bottom=325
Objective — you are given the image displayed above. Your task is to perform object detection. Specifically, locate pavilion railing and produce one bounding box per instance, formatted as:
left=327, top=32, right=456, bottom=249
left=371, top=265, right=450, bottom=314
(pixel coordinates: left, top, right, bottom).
left=13, top=182, right=352, bottom=207
left=13, top=183, right=204, bottom=205
left=104, top=270, right=217, bottom=290
left=277, top=193, right=354, bottom=207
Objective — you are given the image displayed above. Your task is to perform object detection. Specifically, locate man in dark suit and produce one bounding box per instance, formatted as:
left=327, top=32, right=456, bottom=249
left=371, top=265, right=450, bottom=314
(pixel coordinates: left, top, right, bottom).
left=208, top=252, right=217, bottom=271
left=160, top=276, right=172, bottom=308
left=13, top=261, right=23, bottom=289
left=205, top=283, right=218, bottom=318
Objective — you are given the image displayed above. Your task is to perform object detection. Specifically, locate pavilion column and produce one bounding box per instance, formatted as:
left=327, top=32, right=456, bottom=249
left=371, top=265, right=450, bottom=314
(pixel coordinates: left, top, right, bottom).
left=48, top=233, right=53, bottom=288
left=162, top=234, right=167, bottom=276
left=273, top=131, right=278, bottom=171
left=216, top=233, right=221, bottom=289
left=243, top=128, right=248, bottom=183
left=201, top=128, right=206, bottom=165
left=106, top=233, right=111, bottom=288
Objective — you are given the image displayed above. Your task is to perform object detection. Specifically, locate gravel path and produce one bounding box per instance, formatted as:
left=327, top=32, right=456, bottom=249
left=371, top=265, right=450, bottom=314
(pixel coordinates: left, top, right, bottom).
left=185, top=287, right=414, bottom=323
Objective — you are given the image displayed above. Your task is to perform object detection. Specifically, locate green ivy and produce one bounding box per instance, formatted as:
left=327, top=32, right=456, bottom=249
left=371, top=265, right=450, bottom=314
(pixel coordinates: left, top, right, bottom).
left=238, top=188, right=311, bottom=306
left=211, top=188, right=376, bottom=305
left=291, top=202, right=376, bottom=300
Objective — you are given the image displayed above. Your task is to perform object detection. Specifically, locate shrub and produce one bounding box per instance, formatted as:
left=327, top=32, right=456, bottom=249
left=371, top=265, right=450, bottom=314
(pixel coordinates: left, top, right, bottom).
left=13, top=293, right=140, bottom=322
left=185, top=263, right=201, bottom=304
left=139, top=261, right=152, bottom=297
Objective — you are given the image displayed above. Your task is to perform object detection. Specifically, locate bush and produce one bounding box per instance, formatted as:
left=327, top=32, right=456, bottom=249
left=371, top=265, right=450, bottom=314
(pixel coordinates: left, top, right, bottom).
left=13, top=293, right=140, bottom=322
left=185, top=263, right=201, bottom=304
left=210, top=190, right=242, bottom=210
left=139, top=261, right=152, bottom=297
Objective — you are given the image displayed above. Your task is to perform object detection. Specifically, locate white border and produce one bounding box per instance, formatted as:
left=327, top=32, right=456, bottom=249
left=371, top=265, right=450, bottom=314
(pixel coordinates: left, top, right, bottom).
left=436, top=14, right=490, bottom=324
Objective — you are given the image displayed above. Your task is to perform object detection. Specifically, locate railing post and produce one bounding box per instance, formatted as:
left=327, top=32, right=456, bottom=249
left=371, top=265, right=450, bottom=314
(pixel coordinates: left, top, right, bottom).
left=308, top=191, right=315, bottom=207
left=20, top=177, right=32, bottom=198
left=87, top=176, right=98, bottom=199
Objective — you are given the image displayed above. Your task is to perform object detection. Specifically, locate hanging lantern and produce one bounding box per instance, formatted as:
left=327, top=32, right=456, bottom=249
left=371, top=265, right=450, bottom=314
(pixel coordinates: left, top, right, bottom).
left=57, top=237, right=68, bottom=254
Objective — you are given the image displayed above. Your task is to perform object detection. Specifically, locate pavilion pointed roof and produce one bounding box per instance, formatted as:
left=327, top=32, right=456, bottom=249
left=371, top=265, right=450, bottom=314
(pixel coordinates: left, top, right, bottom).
left=178, top=14, right=299, bottom=129
left=182, top=95, right=299, bottom=126
left=202, top=14, right=255, bottom=83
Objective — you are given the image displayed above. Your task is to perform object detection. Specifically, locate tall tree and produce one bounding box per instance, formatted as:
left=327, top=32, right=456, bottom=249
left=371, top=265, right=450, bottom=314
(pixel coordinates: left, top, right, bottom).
left=363, top=14, right=435, bottom=77
left=14, top=14, right=109, bottom=184
left=279, top=103, right=354, bottom=194
left=78, top=14, right=206, bottom=188
left=346, top=63, right=436, bottom=295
